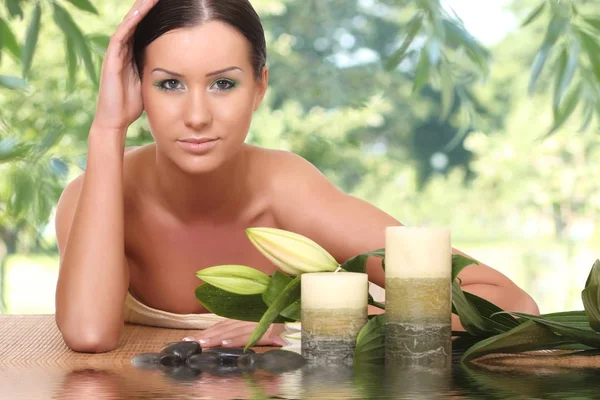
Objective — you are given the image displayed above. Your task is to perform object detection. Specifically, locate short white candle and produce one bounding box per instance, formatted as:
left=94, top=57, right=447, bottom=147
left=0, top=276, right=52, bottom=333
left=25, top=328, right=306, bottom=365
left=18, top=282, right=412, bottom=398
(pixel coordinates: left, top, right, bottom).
left=301, top=272, right=368, bottom=365
left=384, top=226, right=452, bottom=369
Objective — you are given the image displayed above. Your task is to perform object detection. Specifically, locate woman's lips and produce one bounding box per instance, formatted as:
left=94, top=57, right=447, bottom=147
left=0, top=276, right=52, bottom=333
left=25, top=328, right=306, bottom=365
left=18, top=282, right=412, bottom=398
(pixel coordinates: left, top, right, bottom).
left=177, top=138, right=219, bottom=154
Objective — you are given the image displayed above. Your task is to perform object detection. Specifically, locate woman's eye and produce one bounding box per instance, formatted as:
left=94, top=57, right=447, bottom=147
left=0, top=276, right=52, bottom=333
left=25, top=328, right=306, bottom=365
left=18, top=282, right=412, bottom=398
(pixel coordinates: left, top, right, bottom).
left=162, top=79, right=182, bottom=90
left=154, top=79, right=183, bottom=91
left=212, top=79, right=236, bottom=91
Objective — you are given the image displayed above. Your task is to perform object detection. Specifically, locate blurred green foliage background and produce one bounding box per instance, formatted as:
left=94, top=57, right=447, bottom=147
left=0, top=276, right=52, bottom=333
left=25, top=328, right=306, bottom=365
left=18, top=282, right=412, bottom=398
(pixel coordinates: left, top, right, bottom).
left=1, top=0, right=600, bottom=315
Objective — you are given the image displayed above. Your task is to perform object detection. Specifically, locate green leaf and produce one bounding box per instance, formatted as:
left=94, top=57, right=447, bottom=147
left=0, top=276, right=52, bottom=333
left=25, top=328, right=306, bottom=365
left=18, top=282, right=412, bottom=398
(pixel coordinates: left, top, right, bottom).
left=0, top=18, right=21, bottom=59
left=553, top=42, right=579, bottom=112
left=578, top=29, right=600, bottom=84
left=521, top=2, right=546, bottom=27
left=5, top=0, right=23, bottom=19
left=582, top=16, right=600, bottom=33
left=582, top=260, right=600, bottom=332
left=196, top=265, right=271, bottom=295
left=65, top=36, right=78, bottom=92
left=442, top=19, right=490, bottom=76
left=439, top=61, right=454, bottom=121
left=37, top=122, right=65, bottom=155
left=452, top=254, right=478, bottom=282
left=339, top=249, right=384, bottom=274
left=52, top=3, right=98, bottom=85
left=452, top=281, right=489, bottom=336
left=0, top=75, right=27, bottom=90
left=461, top=320, right=571, bottom=363
left=88, top=34, right=110, bottom=53
left=496, top=311, right=600, bottom=348
left=385, top=13, right=424, bottom=70
left=579, top=100, right=595, bottom=133
left=547, top=81, right=581, bottom=135
left=528, top=15, right=567, bottom=94
left=262, top=270, right=300, bottom=320
left=464, top=291, right=520, bottom=331
left=64, top=0, right=98, bottom=15
left=195, top=283, right=291, bottom=323
left=8, top=167, right=36, bottom=217
left=0, top=138, right=32, bottom=163
left=22, top=3, right=42, bottom=78
left=245, top=276, right=301, bottom=351
left=354, top=314, right=385, bottom=364
left=412, top=49, right=431, bottom=93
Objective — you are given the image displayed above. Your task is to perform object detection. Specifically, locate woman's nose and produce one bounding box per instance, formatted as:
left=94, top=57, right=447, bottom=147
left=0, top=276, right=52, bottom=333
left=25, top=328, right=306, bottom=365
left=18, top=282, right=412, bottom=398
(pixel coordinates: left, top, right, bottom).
left=183, top=89, right=212, bottom=130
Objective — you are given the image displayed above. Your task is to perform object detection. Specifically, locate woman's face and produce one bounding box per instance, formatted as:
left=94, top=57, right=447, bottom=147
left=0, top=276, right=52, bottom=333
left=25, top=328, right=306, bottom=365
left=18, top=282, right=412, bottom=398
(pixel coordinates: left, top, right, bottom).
left=141, top=21, right=267, bottom=174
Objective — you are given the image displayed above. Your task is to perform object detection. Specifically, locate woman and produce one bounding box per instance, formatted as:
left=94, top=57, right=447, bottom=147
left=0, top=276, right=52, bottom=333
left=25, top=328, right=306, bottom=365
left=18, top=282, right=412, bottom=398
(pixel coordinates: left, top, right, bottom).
left=54, top=0, right=539, bottom=353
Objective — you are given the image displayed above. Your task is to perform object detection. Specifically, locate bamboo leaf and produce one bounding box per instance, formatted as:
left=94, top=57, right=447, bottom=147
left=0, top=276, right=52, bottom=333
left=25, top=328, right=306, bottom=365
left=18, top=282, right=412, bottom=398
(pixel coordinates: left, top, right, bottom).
left=464, top=291, right=520, bottom=331
left=65, top=36, right=77, bottom=92
left=196, top=265, right=271, bottom=295
left=439, top=61, right=454, bottom=121
left=582, top=260, right=600, bottom=332
left=195, top=283, right=291, bottom=323
left=385, top=13, right=424, bottom=70
left=245, top=276, right=301, bottom=351
left=5, top=0, right=23, bottom=19
left=88, top=34, right=110, bottom=53
left=52, top=3, right=98, bottom=85
left=461, top=320, right=571, bottom=363
left=22, top=3, right=42, bottom=78
left=578, top=100, right=594, bottom=133
left=521, top=2, right=546, bottom=27
left=413, top=49, right=430, bottom=93
left=0, top=138, right=32, bottom=163
left=582, top=16, right=600, bottom=33
left=0, top=18, right=21, bottom=59
left=64, top=0, right=98, bottom=15
left=529, top=15, right=567, bottom=94
left=354, top=314, right=385, bottom=364
left=553, top=41, right=579, bottom=112
left=452, top=254, right=478, bottom=282
left=0, top=75, right=27, bottom=90
left=577, top=28, right=600, bottom=83
left=339, top=249, right=384, bottom=274
left=547, top=81, right=581, bottom=135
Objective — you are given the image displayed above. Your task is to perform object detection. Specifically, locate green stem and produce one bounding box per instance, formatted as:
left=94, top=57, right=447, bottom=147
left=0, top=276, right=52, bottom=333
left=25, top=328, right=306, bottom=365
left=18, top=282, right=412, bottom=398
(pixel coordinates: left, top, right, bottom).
left=370, top=299, right=385, bottom=310
left=244, top=276, right=301, bottom=351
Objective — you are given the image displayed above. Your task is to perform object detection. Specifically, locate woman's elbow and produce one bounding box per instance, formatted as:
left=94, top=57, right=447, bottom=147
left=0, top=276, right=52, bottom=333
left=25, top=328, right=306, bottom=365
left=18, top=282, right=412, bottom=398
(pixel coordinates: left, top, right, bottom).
left=62, top=332, right=120, bottom=353
left=509, top=286, right=540, bottom=316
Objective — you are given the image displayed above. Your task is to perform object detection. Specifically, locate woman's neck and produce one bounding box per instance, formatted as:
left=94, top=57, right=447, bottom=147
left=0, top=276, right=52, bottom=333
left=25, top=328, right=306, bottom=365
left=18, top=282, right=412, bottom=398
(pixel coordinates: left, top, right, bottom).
left=152, top=145, right=248, bottom=222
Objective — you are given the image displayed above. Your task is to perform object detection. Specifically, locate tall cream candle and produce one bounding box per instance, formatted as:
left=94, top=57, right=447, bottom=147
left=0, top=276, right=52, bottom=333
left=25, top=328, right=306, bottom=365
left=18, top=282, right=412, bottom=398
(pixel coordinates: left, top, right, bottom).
left=384, top=227, right=452, bottom=369
left=301, top=272, right=368, bottom=365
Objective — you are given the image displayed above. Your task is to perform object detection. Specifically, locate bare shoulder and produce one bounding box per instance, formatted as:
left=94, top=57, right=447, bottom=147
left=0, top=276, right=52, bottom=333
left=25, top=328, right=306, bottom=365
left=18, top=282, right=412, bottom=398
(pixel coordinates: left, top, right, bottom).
left=54, top=145, right=148, bottom=257
left=247, top=145, right=336, bottom=194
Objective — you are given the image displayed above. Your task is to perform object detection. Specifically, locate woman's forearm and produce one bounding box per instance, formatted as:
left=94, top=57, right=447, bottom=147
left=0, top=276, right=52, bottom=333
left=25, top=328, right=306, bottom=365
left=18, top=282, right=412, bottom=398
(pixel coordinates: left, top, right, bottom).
left=55, top=128, right=129, bottom=352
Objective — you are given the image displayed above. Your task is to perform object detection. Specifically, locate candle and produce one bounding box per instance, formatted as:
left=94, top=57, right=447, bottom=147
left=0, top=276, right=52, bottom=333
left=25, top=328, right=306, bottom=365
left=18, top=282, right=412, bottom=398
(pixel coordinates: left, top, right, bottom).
left=384, top=227, right=452, bottom=369
left=301, top=272, right=368, bottom=365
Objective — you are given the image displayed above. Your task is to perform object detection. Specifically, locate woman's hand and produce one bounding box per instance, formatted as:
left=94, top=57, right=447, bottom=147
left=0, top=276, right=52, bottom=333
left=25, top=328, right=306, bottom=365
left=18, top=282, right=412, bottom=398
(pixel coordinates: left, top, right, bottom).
left=92, top=0, right=160, bottom=135
left=182, top=320, right=287, bottom=348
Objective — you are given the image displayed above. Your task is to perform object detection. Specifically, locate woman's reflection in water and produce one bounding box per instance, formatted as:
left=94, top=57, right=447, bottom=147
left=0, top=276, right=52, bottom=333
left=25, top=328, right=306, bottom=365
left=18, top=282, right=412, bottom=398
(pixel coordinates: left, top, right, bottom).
left=54, top=365, right=291, bottom=400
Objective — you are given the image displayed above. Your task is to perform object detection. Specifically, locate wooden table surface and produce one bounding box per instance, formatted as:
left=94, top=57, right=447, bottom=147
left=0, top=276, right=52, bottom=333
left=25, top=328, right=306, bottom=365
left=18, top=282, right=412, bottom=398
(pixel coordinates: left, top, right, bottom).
left=0, top=315, right=285, bottom=400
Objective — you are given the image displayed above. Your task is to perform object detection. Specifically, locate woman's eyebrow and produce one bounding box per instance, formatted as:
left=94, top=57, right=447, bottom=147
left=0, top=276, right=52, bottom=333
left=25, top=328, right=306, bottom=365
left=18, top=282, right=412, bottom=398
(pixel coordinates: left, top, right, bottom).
left=150, top=66, right=243, bottom=77
left=206, top=66, right=242, bottom=77
left=151, top=68, right=183, bottom=77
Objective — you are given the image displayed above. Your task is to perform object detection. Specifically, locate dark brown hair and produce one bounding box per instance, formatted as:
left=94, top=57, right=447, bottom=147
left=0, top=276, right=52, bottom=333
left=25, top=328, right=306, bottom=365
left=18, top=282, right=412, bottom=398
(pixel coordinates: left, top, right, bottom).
left=133, top=0, right=267, bottom=79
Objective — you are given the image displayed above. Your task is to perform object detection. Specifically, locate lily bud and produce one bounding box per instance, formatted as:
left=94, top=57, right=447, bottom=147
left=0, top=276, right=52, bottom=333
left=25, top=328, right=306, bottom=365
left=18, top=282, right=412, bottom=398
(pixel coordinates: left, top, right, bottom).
left=246, top=227, right=339, bottom=275
left=196, top=265, right=271, bottom=295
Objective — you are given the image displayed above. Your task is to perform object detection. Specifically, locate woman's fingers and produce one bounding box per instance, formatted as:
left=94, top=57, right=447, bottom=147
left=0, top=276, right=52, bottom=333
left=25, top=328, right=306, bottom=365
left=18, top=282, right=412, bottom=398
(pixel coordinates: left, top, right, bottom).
left=111, top=0, right=160, bottom=46
left=181, top=320, right=287, bottom=348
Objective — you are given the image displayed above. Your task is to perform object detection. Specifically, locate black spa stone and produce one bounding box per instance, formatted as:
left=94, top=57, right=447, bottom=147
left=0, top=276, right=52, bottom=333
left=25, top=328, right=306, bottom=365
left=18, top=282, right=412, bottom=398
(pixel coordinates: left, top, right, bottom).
left=186, top=353, right=221, bottom=370
left=159, top=353, right=184, bottom=367
left=159, top=341, right=202, bottom=360
left=203, top=347, right=255, bottom=364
